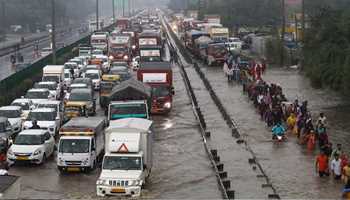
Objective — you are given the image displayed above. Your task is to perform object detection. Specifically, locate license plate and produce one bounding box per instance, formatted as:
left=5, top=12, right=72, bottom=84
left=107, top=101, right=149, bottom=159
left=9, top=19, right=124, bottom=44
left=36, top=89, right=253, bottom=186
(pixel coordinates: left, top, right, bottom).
left=67, top=167, right=80, bottom=172
left=111, top=187, right=125, bottom=193
left=17, top=156, right=29, bottom=160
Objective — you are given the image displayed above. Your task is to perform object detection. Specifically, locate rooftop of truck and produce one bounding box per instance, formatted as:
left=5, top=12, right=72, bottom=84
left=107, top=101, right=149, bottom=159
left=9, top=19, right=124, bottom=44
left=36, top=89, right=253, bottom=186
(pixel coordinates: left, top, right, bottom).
left=61, top=117, right=105, bottom=129
left=139, top=62, right=171, bottom=70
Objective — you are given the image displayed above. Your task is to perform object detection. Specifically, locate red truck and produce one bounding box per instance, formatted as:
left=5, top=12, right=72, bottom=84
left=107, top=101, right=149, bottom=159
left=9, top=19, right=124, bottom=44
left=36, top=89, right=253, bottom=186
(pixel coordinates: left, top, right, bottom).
left=138, top=30, right=162, bottom=49
left=205, top=42, right=228, bottom=66
left=108, top=34, right=132, bottom=63
left=116, top=18, right=131, bottom=30
left=121, top=29, right=138, bottom=55
left=137, top=62, right=174, bottom=114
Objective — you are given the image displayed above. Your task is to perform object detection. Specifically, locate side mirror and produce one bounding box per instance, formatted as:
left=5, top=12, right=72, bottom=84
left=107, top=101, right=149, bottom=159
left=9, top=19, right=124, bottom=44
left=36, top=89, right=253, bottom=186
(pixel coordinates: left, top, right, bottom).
left=55, top=116, right=60, bottom=121
left=143, top=164, right=147, bottom=170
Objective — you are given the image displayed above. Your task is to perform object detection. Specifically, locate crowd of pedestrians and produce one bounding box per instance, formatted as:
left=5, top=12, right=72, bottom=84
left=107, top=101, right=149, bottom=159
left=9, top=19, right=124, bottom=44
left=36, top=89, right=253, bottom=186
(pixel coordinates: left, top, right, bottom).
left=223, top=54, right=350, bottom=198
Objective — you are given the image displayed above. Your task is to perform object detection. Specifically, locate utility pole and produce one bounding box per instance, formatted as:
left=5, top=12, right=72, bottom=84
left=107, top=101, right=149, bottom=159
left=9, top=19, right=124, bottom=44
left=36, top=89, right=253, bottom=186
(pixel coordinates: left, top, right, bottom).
left=96, top=0, right=99, bottom=30
left=1, top=0, right=5, bottom=30
left=301, top=0, right=305, bottom=43
left=294, top=13, right=298, bottom=44
left=280, top=0, right=286, bottom=67
left=51, top=0, right=57, bottom=64
left=122, top=0, right=125, bottom=17
left=128, top=0, right=131, bottom=17
left=112, top=0, right=116, bottom=23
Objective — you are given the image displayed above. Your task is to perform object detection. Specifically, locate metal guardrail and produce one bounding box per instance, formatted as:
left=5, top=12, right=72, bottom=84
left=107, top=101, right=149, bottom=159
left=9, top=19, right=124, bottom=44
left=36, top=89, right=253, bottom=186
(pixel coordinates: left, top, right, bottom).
left=163, top=16, right=281, bottom=199
left=0, top=24, right=114, bottom=106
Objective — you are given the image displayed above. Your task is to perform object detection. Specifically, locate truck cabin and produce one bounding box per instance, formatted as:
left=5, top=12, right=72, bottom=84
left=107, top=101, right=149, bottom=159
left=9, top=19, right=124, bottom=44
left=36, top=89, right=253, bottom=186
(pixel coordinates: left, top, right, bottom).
left=186, top=30, right=210, bottom=50
left=139, top=45, right=162, bottom=62
left=100, top=75, right=120, bottom=96
left=121, top=30, right=137, bottom=50
left=207, top=42, right=228, bottom=58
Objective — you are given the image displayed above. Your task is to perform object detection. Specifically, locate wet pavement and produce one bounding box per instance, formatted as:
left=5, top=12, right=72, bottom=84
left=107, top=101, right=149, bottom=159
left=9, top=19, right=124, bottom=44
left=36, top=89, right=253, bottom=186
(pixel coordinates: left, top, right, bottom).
left=7, top=45, right=221, bottom=199
left=198, top=63, right=346, bottom=198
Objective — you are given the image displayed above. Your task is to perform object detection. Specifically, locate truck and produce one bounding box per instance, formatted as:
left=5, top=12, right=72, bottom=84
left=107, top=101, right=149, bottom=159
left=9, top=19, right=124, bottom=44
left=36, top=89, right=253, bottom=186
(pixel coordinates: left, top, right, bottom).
left=138, top=30, right=162, bottom=49
left=205, top=42, right=228, bottom=66
left=42, top=65, right=64, bottom=98
left=116, top=18, right=131, bottom=30
left=204, top=14, right=221, bottom=24
left=137, top=62, right=173, bottom=114
left=96, top=118, right=153, bottom=197
left=139, top=45, right=163, bottom=62
left=91, top=32, right=108, bottom=52
left=108, top=100, right=149, bottom=121
left=108, top=34, right=132, bottom=63
left=57, top=117, right=106, bottom=173
left=185, top=30, right=210, bottom=52
left=209, top=27, right=229, bottom=42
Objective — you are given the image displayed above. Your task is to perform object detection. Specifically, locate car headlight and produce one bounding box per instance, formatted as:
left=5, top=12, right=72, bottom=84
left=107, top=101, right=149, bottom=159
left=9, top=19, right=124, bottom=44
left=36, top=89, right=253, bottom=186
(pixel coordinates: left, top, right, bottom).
left=82, top=158, right=89, bottom=165
left=132, top=45, right=136, bottom=49
left=109, top=56, right=114, bottom=60
left=33, top=149, right=42, bottom=156
left=123, top=55, right=129, bottom=60
left=96, top=179, right=107, bottom=185
left=164, top=102, right=171, bottom=109
left=58, top=157, right=64, bottom=165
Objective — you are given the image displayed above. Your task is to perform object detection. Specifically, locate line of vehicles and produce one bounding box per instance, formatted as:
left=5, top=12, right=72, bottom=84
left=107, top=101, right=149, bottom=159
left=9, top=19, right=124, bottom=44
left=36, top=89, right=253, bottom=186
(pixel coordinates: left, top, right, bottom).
left=173, top=13, right=244, bottom=66
left=0, top=10, right=173, bottom=198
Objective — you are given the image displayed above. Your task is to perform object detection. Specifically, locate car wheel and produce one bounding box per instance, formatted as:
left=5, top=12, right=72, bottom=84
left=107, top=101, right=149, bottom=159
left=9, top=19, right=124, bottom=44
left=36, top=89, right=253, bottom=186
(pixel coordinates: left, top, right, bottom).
left=40, top=153, right=46, bottom=165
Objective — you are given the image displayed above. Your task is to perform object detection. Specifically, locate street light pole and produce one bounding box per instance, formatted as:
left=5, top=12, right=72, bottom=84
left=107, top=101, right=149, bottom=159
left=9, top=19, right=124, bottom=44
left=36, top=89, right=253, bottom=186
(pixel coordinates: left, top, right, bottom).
left=96, top=0, right=99, bottom=31
left=122, top=0, right=125, bottom=17
left=301, top=0, right=305, bottom=42
left=112, top=0, right=115, bottom=23
left=51, top=0, right=57, bottom=64
left=280, top=0, right=286, bottom=67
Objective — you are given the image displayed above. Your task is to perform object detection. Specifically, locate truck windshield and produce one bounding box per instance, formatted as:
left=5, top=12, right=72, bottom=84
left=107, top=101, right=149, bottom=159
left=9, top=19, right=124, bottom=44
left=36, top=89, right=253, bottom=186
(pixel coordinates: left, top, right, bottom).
left=25, top=91, right=49, bottom=99
left=36, top=83, right=57, bottom=91
left=103, top=156, right=142, bottom=170
left=152, top=86, right=170, bottom=97
left=59, top=139, right=90, bottom=153
left=110, top=104, right=147, bottom=120
left=42, top=76, right=59, bottom=83
left=110, top=47, right=126, bottom=54
left=209, top=45, right=226, bottom=54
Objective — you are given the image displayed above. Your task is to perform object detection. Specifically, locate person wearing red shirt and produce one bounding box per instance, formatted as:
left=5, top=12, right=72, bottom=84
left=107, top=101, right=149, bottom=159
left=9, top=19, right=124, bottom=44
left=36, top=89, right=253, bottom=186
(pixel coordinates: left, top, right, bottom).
left=316, top=151, right=330, bottom=177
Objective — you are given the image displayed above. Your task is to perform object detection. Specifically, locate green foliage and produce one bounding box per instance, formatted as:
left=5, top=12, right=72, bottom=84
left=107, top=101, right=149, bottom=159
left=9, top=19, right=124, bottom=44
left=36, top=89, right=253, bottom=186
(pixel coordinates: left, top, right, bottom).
left=303, top=5, right=350, bottom=94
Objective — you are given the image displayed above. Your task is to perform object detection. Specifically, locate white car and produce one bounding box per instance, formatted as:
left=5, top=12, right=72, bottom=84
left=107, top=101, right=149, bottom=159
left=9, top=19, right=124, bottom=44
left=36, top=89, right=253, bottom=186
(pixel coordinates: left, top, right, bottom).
left=64, top=69, right=73, bottom=88
left=36, top=100, right=64, bottom=126
left=7, top=129, right=55, bottom=165
left=34, top=81, right=60, bottom=100
left=84, top=70, right=101, bottom=90
left=24, top=108, right=60, bottom=137
left=25, top=88, right=52, bottom=105
left=0, top=106, right=23, bottom=133
left=70, top=58, right=85, bottom=71
left=11, top=98, right=35, bottom=119
left=64, top=62, right=79, bottom=77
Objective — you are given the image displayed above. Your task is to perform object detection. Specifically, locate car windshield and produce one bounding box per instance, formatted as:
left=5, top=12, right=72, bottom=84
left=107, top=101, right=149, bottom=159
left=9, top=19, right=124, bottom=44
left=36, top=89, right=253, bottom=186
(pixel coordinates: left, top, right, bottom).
left=64, top=64, right=76, bottom=69
left=11, top=102, right=29, bottom=110
left=109, top=103, right=147, bottom=120
left=209, top=45, right=226, bottom=54
left=14, top=134, right=44, bottom=145
left=0, top=110, right=21, bottom=118
left=85, top=73, right=99, bottom=80
left=69, top=92, right=91, bottom=101
left=64, top=73, right=70, bottom=78
left=103, top=156, right=142, bottom=170
left=152, top=86, right=170, bottom=97
left=42, top=76, right=59, bottom=83
left=37, top=104, right=58, bottom=112
left=36, top=83, right=57, bottom=91
left=25, top=91, right=49, bottom=99
left=27, top=111, right=56, bottom=121
left=59, top=139, right=90, bottom=153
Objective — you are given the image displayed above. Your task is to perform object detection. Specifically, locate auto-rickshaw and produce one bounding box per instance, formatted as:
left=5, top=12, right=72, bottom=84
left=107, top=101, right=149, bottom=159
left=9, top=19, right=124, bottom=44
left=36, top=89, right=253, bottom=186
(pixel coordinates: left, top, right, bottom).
left=100, top=74, right=120, bottom=108
left=63, top=102, right=88, bottom=122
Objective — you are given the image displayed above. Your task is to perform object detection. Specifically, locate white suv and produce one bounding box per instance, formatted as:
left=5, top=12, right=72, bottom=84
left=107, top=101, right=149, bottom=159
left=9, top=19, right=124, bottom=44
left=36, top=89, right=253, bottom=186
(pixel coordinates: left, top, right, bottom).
left=0, top=106, right=23, bottom=133
left=7, top=129, right=55, bottom=165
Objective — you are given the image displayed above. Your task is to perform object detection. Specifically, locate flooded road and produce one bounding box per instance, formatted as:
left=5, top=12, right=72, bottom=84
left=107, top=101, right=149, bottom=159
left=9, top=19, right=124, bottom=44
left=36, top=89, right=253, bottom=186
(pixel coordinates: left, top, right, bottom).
left=8, top=50, right=221, bottom=199
left=198, top=63, right=346, bottom=198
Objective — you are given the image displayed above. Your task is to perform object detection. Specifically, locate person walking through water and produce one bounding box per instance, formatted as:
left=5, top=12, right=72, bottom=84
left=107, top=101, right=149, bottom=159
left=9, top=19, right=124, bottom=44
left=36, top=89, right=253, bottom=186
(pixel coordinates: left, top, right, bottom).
left=331, top=154, right=342, bottom=180
left=316, top=151, right=329, bottom=177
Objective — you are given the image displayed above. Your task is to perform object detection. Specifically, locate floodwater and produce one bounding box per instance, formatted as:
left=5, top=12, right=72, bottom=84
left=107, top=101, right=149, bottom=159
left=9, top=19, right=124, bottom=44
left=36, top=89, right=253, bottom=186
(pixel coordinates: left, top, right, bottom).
left=198, top=63, right=347, bottom=199
left=7, top=46, right=221, bottom=199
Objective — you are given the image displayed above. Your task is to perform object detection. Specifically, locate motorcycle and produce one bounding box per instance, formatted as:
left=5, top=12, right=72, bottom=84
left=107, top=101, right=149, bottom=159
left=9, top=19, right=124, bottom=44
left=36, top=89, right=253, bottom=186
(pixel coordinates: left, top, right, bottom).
left=272, top=134, right=287, bottom=142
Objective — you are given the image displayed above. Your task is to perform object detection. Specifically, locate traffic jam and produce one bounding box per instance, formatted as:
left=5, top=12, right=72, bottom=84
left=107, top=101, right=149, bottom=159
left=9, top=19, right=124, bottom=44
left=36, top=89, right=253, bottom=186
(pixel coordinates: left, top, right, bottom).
left=0, top=10, right=174, bottom=198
